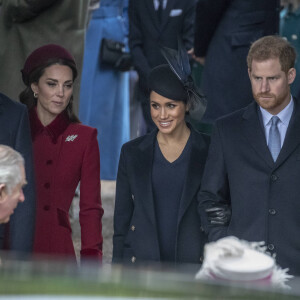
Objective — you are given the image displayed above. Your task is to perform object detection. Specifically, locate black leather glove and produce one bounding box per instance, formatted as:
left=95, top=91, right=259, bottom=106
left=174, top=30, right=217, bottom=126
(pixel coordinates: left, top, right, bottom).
left=205, top=205, right=231, bottom=226
left=115, top=53, right=133, bottom=72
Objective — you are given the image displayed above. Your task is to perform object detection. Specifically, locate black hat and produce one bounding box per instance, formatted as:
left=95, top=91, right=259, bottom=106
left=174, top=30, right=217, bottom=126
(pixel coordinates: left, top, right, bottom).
left=149, top=39, right=207, bottom=119
left=148, top=64, right=188, bottom=102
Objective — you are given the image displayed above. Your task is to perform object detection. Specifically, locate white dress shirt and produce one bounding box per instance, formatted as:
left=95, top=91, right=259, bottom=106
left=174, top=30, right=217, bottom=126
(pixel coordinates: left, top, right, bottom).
left=153, top=0, right=167, bottom=10
left=260, top=96, right=294, bottom=148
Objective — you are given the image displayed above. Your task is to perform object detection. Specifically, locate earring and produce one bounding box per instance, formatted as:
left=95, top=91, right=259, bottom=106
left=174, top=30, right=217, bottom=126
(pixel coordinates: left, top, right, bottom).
left=33, top=92, right=38, bottom=98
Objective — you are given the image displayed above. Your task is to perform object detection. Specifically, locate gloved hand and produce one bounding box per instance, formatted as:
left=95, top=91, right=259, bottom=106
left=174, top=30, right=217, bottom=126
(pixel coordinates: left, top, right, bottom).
left=205, top=205, right=231, bottom=225
left=115, top=53, right=133, bottom=72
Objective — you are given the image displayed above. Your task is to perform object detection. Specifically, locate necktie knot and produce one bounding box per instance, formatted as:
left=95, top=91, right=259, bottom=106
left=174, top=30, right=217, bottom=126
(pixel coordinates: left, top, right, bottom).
left=271, top=115, right=280, bottom=126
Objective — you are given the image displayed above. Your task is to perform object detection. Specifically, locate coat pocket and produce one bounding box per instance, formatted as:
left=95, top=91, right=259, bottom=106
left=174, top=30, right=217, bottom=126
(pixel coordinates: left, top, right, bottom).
left=238, top=11, right=265, bottom=27
left=57, top=208, right=72, bottom=232
left=230, top=29, right=263, bottom=47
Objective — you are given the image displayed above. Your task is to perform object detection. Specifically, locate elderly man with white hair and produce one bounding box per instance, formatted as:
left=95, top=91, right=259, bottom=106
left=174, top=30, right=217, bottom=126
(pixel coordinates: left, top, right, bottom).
left=0, top=145, right=26, bottom=224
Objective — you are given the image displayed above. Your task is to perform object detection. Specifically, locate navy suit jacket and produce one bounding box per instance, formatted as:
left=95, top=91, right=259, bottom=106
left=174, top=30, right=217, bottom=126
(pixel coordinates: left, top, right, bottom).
left=0, top=93, right=35, bottom=254
left=198, top=98, right=300, bottom=275
left=113, top=126, right=209, bottom=264
left=194, top=0, right=280, bottom=122
left=129, top=0, right=195, bottom=92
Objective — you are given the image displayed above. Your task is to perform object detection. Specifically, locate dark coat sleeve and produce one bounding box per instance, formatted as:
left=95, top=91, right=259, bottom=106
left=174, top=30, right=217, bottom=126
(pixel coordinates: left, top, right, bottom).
left=9, top=104, right=36, bottom=253
left=197, top=121, right=230, bottom=241
left=194, top=0, right=231, bottom=57
left=182, top=0, right=196, bottom=51
left=128, top=0, right=152, bottom=89
left=112, top=144, right=134, bottom=262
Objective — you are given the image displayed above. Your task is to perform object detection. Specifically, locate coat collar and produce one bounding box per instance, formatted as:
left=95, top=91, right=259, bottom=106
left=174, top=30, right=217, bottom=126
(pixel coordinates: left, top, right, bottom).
left=135, top=128, right=158, bottom=228
left=29, top=108, right=70, bottom=144
left=242, top=98, right=300, bottom=169
left=136, top=125, right=209, bottom=228
left=242, top=102, right=274, bottom=168
left=177, top=128, right=209, bottom=224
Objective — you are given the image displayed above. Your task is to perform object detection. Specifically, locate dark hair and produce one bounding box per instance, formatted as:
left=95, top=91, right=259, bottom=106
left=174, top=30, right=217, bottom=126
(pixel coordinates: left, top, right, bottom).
left=19, top=58, right=80, bottom=123
left=247, top=35, right=296, bottom=73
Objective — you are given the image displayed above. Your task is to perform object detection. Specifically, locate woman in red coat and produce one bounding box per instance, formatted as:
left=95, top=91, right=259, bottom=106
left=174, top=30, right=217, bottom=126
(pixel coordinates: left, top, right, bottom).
left=19, top=44, right=103, bottom=262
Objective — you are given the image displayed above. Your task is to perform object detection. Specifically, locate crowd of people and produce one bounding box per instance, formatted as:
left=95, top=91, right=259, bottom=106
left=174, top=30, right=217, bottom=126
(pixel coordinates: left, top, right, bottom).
left=0, top=0, right=300, bottom=282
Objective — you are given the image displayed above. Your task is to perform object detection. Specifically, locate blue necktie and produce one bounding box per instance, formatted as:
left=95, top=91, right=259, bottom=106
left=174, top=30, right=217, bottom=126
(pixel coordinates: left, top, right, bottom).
left=268, top=116, right=281, bottom=162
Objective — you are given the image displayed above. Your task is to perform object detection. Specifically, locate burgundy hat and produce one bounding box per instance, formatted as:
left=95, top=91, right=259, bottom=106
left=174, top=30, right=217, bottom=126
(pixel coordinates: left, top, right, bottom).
left=21, top=44, right=76, bottom=85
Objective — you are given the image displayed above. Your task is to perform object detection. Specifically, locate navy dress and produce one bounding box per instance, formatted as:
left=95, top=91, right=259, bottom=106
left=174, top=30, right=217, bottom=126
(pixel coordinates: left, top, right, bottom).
left=152, top=136, right=192, bottom=262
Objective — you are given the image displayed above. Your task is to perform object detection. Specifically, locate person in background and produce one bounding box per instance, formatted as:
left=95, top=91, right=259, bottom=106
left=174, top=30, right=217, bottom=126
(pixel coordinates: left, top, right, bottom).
left=0, top=145, right=26, bottom=224
left=0, top=0, right=96, bottom=114
left=0, top=92, right=35, bottom=256
left=79, top=0, right=130, bottom=180
left=280, top=0, right=300, bottom=99
left=113, top=43, right=210, bottom=265
left=129, top=0, right=196, bottom=134
left=20, top=44, right=103, bottom=263
left=193, top=0, right=280, bottom=125
left=198, top=36, right=300, bottom=275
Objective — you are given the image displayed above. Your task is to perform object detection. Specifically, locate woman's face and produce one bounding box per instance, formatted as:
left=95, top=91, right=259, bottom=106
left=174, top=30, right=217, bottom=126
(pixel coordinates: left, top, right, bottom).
left=31, top=64, right=73, bottom=125
left=150, top=91, right=187, bottom=135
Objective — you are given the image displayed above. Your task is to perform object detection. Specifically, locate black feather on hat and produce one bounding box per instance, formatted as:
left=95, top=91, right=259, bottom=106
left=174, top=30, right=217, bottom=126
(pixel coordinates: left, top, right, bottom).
left=158, top=38, right=207, bottom=119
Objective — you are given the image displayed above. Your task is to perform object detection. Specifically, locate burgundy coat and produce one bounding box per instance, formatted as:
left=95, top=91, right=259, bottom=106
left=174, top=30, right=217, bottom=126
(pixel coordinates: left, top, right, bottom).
left=29, top=109, right=103, bottom=261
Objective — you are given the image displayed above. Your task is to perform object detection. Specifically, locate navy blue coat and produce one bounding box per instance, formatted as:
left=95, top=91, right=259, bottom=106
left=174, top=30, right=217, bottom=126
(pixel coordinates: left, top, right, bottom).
left=198, top=99, right=300, bottom=275
left=129, top=0, right=195, bottom=92
left=194, top=0, right=280, bottom=123
left=113, top=126, right=209, bottom=264
left=0, top=93, right=35, bottom=253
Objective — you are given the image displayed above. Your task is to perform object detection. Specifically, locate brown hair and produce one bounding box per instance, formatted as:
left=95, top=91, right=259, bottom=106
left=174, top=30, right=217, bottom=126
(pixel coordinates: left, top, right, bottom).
left=247, top=35, right=296, bottom=73
left=19, top=58, right=80, bottom=123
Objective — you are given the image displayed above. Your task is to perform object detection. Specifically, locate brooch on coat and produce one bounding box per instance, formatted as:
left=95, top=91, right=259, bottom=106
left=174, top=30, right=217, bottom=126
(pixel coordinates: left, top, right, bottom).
left=65, top=135, right=78, bottom=142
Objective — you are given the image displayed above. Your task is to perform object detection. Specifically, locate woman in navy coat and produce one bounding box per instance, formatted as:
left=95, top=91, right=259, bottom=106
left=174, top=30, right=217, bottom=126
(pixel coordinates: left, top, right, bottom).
left=20, top=45, right=104, bottom=263
left=113, top=47, right=209, bottom=265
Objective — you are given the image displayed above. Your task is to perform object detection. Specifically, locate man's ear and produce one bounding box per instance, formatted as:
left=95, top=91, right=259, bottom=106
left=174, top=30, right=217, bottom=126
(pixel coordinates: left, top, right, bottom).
left=0, top=184, right=6, bottom=202
left=288, top=68, right=296, bottom=85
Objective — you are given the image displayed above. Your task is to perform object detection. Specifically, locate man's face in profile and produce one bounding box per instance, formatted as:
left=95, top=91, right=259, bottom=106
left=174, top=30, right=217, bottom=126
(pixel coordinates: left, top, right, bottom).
left=0, top=165, right=26, bottom=224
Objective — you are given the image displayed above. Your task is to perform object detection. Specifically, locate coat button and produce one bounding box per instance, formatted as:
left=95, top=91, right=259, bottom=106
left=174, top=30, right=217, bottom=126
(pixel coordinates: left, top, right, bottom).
left=44, top=182, right=50, bottom=189
left=131, top=194, right=134, bottom=200
left=46, top=160, right=53, bottom=165
left=44, top=205, right=50, bottom=211
left=269, top=209, right=276, bottom=215
left=199, top=256, right=203, bottom=263
left=271, top=174, right=278, bottom=182
left=268, top=244, right=275, bottom=251
left=131, top=256, right=136, bottom=263
left=131, top=225, right=135, bottom=231
left=200, top=226, right=204, bottom=232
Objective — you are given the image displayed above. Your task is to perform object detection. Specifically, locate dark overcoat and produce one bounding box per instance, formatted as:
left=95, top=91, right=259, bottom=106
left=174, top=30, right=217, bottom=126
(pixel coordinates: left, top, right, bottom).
left=129, top=0, right=195, bottom=92
left=113, top=126, right=209, bottom=265
left=194, top=0, right=280, bottom=123
left=0, top=92, right=35, bottom=253
left=198, top=98, right=300, bottom=275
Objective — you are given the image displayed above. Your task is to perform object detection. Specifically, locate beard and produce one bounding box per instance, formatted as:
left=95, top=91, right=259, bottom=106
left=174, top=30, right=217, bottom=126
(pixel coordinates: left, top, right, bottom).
left=254, top=92, right=279, bottom=109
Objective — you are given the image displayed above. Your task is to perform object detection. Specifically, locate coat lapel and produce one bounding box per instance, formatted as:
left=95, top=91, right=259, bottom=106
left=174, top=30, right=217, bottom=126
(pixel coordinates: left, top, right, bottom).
left=146, top=0, right=160, bottom=32
left=275, top=98, right=300, bottom=167
left=242, top=102, right=274, bottom=168
left=136, top=130, right=158, bottom=229
left=177, top=128, right=208, bottom=224
left=160, top=0, right=175, bottom=31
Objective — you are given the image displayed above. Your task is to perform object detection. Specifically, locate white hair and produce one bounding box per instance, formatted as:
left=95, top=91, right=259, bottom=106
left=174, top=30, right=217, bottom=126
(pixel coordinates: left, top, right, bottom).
left=0, top=145, right=24, bottom=194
